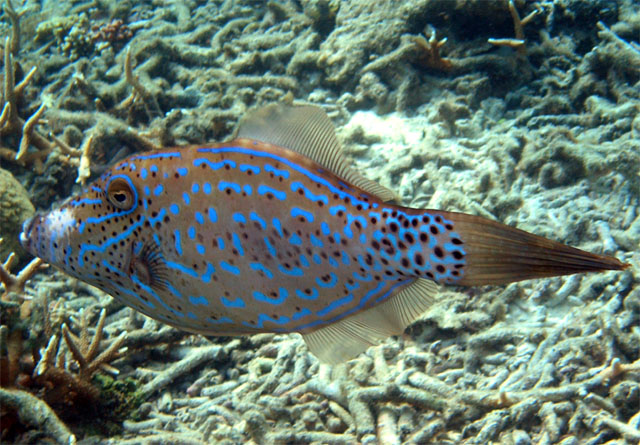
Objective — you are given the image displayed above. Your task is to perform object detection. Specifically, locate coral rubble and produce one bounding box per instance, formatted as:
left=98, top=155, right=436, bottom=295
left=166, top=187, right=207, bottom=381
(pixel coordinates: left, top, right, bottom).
left=0, top=0, right=638, bottom=443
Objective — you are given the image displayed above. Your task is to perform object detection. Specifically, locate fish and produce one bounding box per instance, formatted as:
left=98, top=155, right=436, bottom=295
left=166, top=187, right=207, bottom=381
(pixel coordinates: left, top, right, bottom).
left=19, top=104, right=629, bottom=364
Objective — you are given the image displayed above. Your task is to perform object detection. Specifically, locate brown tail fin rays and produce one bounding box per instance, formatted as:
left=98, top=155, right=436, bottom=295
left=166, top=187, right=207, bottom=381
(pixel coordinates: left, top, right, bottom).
left=441, top=211, right=630, bottom=287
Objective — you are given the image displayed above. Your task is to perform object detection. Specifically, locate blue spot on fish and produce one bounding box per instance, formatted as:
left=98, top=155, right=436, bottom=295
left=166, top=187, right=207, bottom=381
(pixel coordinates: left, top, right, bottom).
left=253, top=287, right=288, bottom=305
left=220, top=261, right=240, bottom=275
left=221, top=296, right=245, bottom=308
left=219, top=181, right=242, bottom=194
left=258, top=185, right=286, bottom=200
left=291, top=207, right=314, bottom=222
left=174, top=230, right=183, bottom=256
left=208, top=207, right=218, bottom=223
left=189, top=295, right=209, bottom=306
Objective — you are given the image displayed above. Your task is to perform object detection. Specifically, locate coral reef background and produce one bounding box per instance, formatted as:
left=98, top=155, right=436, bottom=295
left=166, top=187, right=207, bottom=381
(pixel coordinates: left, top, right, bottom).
left=0, top=0, right=638, bottom=443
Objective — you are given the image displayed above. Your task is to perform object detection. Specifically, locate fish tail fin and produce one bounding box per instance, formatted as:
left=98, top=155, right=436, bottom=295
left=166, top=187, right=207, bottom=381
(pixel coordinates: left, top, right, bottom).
left=437, top=211, right=629, bottom=286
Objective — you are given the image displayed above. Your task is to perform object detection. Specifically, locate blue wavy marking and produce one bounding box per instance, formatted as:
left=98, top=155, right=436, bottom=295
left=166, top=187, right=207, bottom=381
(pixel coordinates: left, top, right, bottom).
left=289, top=233, right=302, bottom=245
left=220, top=261, right=240, bottom=275
left=316, top=272, right=338, bottom=288
left=64, top=245, right=73, bottom=267
left=242, top=308, right=311, bottom=329
left=174, top=230, right=183, bottom=256
left=201, top=263, right=216, bottom=283
left=182, top=192, right=190, bottom=205
left=131, top=274, right=184, bottom=318
left=233, top=213, right=246, bottom=224
left=196, top=244, right=206, bottom=255
left=264, top=164, right=290, bottom=178
left=290, top=181, right=328, bottom=205
left=298, top=279, right=411, bottom=331
left=165, top=282, right=183, bottom=298
left=243, top=184, right=252, bottom=195
left=78, top=217, right=143, bottom=267
left=196, top=146, right=373, bottom=211
left=217, top=237, right=225, bottom=250
left=250, top=211, right=266, bottom=230
left=321, top=222, right=330, bottom=236
left=188, top=226, right=196, bottom=240
left=341, top=251, right=350, bottom=265
left=317, top=293, right=352, bottom=317
left=207, top=316, right=233, bottom=325
left=310, top=234, right=323, bottom=248
left=189, top=295, right=209, bottom=306
left=353, top=271, right=373, bottom=282
left=299, top=254, right=310, bottom=268
left=112, top=282, right=155, bottom=309
left=250, top=262, right=273, bottom=279
left=150, top=208, right=167, bottom=225
left=131, top=152, right=181, bottom=161
left=219, top=181, right=242, bottom=194
left=253, top=287, right=288, bottom=305
left=193, top=158, right=237, bottom=170
left=70, top=197, right=102, bottom=206
left=221, top=296, right=246, bottom=308
left=291, top=207, right=315, bottom=222
left=170, top=204, right=180, bottom=215
left=258, top=185, right=286, bottom=200
left=295, top=288, right=318, bottom=300
left=177, top=167, right=188, bottom=176
left=346, top=281, right=360, bottom=291
left=278, top=264, right=304, bottom=276
left=144, top=186, right=150, bottom=196
left=195, top=211, right=205, bottom=224
left=239, top=164, right=260, bottom=174
left=272, top=218, right=283, bottom=237
left=312, top=254, right=322, bottom=265
left=330, top=205, right=346, bottom=216
left=191, top=183, right=199, bottom=194
left=208, top=207, right=218, bottom=223
left=203, top=182, right=212, bottom=194
left=232, top=233, right=244, bottom=256
left=166, top=260, right=199, bottom=278
left=101, top=259, right=126, bottom=278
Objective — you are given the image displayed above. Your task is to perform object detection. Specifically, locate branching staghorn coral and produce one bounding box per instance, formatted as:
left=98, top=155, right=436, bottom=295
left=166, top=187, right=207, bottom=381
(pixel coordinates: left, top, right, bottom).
left=0, top=246, right=44, bottom=299
left=0, top=38, right=52, bottom=172
left=488, top=0, right=541, bottom=56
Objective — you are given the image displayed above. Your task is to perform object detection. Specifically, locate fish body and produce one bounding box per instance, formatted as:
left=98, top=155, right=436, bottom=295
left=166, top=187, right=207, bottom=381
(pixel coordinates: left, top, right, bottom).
left=20, top=104, right=628, bottom=363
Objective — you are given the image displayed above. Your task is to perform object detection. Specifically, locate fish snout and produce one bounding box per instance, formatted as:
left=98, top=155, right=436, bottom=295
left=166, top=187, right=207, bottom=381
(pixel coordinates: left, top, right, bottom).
left=20, top=214, right=42, bottom=256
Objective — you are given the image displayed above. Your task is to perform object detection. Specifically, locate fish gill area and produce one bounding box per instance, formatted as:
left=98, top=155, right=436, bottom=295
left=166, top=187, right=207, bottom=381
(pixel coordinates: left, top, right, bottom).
left=0, top=0, right=638, bottom=444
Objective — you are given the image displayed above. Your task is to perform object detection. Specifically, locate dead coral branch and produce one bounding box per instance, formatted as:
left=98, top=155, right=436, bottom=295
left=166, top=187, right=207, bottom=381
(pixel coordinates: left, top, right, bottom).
left=0, top=38, right=53, bottom=171
left=488, top=0, right=540, bottom=56
left=0, top=247, right=44, bottom=299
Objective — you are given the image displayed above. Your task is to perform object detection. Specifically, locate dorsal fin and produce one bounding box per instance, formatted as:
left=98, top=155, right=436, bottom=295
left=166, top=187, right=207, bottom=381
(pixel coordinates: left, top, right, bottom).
left=301, top=278, right=439, bottom=364
left=236, top=104, right=399, bottom=203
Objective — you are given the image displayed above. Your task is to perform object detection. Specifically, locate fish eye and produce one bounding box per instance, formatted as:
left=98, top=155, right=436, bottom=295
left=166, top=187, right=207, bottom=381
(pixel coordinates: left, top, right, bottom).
left=106, top=177, right=135, bottom=210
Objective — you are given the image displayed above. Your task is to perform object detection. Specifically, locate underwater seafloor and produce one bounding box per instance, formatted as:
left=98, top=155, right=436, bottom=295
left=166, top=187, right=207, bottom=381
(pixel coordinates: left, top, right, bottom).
left=0, top=0, right=639, bottom=444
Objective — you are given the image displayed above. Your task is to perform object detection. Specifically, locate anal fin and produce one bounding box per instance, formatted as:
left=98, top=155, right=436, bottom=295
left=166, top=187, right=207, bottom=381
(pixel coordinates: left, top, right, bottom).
left=301, top=279, right=439, bottom=364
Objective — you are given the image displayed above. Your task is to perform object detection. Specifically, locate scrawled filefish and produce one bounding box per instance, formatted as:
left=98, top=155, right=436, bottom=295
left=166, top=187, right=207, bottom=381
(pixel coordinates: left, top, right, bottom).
left=20, top=104, right=628, bottom=363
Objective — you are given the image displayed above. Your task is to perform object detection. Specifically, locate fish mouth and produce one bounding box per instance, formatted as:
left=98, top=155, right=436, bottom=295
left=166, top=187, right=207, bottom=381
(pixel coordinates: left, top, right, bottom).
left=20, top=215, right=37, bottom=254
